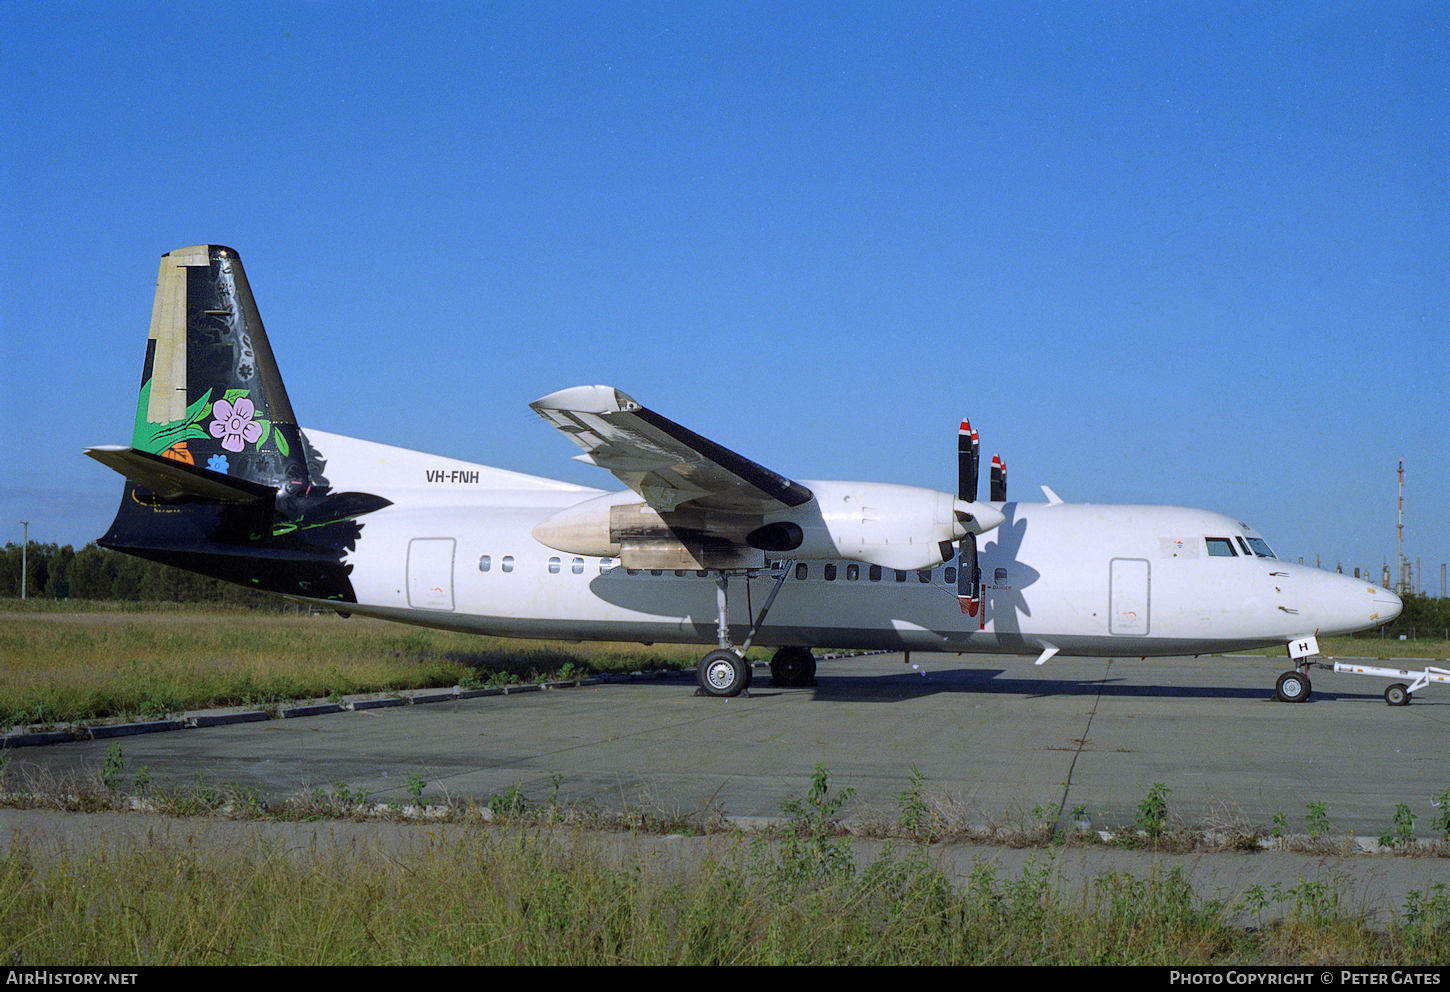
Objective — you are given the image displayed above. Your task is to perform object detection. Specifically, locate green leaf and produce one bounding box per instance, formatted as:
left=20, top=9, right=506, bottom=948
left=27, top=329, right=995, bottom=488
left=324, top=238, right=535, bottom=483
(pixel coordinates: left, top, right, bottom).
left=274, top=428, right=290, bottom=457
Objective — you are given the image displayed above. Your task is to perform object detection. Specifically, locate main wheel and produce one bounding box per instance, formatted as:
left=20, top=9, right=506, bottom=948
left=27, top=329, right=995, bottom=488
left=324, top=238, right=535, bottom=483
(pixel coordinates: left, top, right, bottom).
left=698, top=649, right=748, bottom=697
left=1275, top=670, right=1311, bottom=703
left=769, top=647, right=817, bottom=687
left=1384, top=683, right=1411, bottom=707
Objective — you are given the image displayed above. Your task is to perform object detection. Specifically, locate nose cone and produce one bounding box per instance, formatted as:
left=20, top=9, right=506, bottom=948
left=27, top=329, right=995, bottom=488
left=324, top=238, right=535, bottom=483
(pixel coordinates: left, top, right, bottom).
left=1375, top=587, right=1403, bottom=624
left=1309, top=571, right=1403, bottom=636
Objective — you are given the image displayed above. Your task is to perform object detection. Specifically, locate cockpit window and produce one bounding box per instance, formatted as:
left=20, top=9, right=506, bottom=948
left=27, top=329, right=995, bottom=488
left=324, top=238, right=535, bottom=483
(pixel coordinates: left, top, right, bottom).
left=1205, top=537, right=1237, bottom=557
left=1246, top=537, right=1276, bottom=558
left=1236, top=537, right=1253, bottom=556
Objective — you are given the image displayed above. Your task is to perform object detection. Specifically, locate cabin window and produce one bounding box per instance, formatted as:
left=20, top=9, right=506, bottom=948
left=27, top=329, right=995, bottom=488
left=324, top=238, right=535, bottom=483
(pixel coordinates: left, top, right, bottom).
left=600, top=558, right=615, bottom=573
left=916, top=570, right=931, bottom=583
left=548, top=557, right=561, bottom=574
left=675, top=569, right=687, bottom=577
left=895, top=570, right=907, bottom=583
left=502, top=556, right=514, bottom=573
left=696, top=569, right=709, bottom=577
left=824, top=564, right=837, bottom=581
left=944, top=566, right=956, bottom=584
left=869, top=565, right=882, bottom=582
left=846, top=564, right=859, bottom=581
left=796, top=563, right=808, bottom=580
left=479, top=555, right=491, bottom=572
left=1205, top=538, right=1236, bottom=557
left=995, top=567, right=1008, bottom=583
left=650, top=569, right=663, bottom=576
left=626, top=568, right=640, bottom=575
left=573, top=558, right=585, bottom=574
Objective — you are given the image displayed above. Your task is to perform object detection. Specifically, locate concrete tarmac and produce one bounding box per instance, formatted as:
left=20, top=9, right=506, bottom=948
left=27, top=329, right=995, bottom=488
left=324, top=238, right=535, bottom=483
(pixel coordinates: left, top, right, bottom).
left=4, top=651, right=1447, bottom=837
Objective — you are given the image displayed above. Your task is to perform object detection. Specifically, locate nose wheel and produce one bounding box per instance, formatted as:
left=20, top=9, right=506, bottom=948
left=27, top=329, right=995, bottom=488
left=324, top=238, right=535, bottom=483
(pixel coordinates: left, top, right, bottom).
left=1275, top=667, right=1312, bottom=703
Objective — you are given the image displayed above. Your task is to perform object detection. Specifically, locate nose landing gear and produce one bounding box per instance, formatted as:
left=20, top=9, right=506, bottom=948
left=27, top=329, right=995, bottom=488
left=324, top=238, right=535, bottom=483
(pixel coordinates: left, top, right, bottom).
left=1275, top=668, right=1312, bottom=703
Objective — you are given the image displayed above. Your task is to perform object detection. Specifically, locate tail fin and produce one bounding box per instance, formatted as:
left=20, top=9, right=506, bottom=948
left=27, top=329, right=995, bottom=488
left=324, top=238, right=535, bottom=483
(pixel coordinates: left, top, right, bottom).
left=126, top=244, right=312, bottom=492
left=87, top=246, right=389, bottom=602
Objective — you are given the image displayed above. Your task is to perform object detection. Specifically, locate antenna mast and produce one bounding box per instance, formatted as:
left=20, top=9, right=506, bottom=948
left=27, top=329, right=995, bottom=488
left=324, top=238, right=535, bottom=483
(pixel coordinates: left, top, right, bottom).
left=1396, top=458, right=1407, bottom=595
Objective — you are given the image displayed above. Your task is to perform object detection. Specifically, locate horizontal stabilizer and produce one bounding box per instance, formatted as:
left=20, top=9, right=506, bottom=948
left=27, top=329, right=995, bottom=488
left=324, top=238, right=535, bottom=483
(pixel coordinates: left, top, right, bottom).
left=85, top=446, right=276, bottom=502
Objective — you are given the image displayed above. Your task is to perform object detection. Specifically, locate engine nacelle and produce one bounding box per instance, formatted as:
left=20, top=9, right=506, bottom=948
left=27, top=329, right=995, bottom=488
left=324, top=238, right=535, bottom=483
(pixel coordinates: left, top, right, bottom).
left=531, top=491, right=763, bottom=569
left=772, top=480, right=1002, bottom=571
left=531, top=481, right=1004, bottom=572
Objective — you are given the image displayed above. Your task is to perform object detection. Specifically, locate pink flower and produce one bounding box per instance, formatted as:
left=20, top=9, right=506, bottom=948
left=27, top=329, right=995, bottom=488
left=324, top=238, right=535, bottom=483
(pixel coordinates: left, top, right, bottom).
left=209, top=397, right=264, bottom=452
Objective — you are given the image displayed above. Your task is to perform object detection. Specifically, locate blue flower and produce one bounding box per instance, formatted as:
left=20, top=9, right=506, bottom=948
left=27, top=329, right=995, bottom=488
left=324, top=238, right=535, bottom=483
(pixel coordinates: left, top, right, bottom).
left=207, top=454, right=229, bottom=474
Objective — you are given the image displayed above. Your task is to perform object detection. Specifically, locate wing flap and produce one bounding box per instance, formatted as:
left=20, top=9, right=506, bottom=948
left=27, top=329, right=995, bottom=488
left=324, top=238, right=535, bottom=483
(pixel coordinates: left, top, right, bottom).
left=531, top=386, right=813, bottom=512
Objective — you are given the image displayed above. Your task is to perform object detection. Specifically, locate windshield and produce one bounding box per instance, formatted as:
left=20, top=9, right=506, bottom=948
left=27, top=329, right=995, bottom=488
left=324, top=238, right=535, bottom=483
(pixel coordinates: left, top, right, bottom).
left=1245, top=537, right=1276, bottom=558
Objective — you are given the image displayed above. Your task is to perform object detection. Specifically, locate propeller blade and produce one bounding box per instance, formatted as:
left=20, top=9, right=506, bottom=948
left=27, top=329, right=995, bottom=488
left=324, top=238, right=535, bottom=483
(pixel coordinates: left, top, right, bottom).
left=958, top=420, right=979, bottom=503
left=990, top=454, right=1007, bottom=502
left=957, top=531, right=980, bottom=616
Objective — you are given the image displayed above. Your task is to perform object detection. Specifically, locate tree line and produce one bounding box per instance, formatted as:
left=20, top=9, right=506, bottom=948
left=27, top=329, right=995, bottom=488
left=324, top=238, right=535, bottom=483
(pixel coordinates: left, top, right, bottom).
left=1, top=542, right=281, bottom=605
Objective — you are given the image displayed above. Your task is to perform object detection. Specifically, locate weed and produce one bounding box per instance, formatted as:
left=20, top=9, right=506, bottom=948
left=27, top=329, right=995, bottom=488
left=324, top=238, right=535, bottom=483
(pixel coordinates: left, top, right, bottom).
left=488, top=783, right=527, bottom=817
left=894, top=764, right=932, bottom=838
left=1305, top=801, right=1331, bottom=838
left=1135, top=782, right=1170, bottom=838
left=547, top=772, right=564, bottom=818
left=554, top=662, right=589, bottom=681
left=1432, top=788, right=1450, bottom=842
left=99, top=743, right=125, bottom=791
left=770, top=763, right=858, bottom=889
left=1400, top=881, right=1450, bottom=957
left=1271, top=810, right=1287, bottom=838
left=1379, top=803, right=1417, bottom=849
left=406, top=773, right=426, bottom=806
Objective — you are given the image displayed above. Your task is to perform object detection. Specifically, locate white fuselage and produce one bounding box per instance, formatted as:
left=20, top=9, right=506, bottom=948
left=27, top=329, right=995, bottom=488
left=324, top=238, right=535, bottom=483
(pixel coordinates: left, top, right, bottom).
left=306, top=430, right=1399, bottom=657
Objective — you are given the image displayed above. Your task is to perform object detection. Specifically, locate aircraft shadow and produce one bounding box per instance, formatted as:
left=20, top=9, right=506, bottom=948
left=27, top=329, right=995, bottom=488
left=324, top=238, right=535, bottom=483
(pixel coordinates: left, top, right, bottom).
left=599, top=665, right=1408, bottom=705
left=794, top=667, right=1408, bottom=704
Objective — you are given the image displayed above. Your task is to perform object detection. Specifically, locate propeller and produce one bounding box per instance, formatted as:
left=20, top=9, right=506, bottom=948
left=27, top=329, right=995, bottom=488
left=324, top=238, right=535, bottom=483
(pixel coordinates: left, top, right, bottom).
left=957, top=421, right=1007, bottom=617
left=990, top=453, right=1007, bottom=502
left=957, top=421, right=983, bottom=617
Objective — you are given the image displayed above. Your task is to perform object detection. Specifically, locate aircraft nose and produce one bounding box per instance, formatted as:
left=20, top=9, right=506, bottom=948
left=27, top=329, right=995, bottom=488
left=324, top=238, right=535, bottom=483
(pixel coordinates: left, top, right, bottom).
left=1304, top=570, right=1401, bottom=636
left=1375, top=588, right=1403, bottom=623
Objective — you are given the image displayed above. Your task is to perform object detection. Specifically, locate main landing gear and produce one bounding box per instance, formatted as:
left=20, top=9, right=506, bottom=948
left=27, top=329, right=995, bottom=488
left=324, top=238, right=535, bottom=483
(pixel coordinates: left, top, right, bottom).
left=695, top=563, right=805, bottom=698
left=769, top=645, right=817, bottom=688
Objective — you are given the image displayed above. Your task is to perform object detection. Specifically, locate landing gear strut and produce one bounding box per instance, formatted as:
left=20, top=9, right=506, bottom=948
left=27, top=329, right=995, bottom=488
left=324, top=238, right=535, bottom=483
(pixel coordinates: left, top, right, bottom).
left=695, top=563, right=794, bottom=698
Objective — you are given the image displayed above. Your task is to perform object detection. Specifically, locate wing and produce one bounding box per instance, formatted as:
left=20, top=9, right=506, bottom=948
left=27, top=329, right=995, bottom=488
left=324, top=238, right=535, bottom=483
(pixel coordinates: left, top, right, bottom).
left=530, top=385, right=813, bottom=513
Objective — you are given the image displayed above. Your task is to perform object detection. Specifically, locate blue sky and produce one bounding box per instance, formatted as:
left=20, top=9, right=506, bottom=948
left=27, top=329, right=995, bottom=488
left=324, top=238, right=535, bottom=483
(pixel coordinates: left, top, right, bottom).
left=3, top=2, right=1446, bottom=588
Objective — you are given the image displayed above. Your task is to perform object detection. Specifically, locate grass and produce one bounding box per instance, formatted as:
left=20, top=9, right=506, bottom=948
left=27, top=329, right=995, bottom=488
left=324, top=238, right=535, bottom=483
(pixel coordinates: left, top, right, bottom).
left=0, top=602, right=702, bottom=730
left=1, top=796, right=1446, bottom=965
left=2, top=749, right=1447, bottom=964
